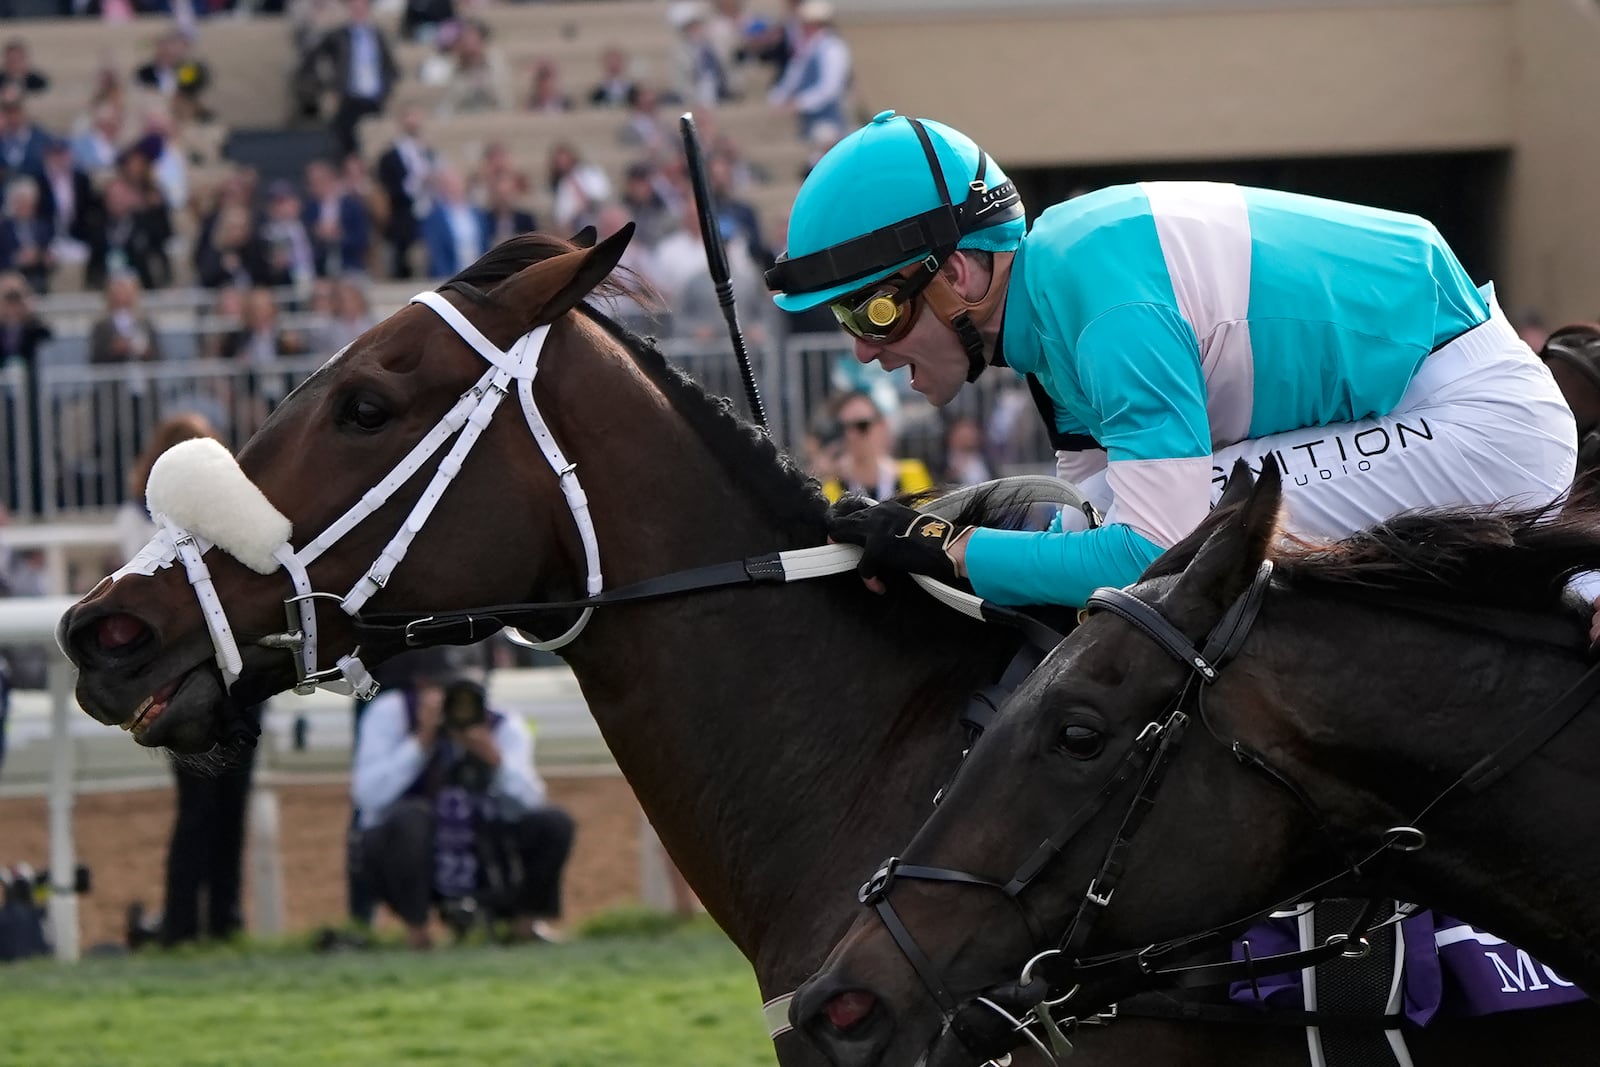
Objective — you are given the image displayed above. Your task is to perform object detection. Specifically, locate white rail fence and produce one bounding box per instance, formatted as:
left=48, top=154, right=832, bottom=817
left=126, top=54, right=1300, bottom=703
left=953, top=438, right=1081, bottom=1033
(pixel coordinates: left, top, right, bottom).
left=0, top=334, right=1054, bottom=521
left=0, top=597, right=629, bottom=961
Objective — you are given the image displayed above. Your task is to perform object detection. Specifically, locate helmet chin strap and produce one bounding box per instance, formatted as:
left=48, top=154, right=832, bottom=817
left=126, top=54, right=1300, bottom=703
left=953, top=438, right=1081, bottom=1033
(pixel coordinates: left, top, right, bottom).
left=922, top=250, right=1015, bottom=383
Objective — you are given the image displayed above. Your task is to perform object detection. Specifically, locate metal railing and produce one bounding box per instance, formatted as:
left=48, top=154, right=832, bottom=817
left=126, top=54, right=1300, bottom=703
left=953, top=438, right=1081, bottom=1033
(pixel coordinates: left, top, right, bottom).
left=1, top=334, right=1056, bottom=520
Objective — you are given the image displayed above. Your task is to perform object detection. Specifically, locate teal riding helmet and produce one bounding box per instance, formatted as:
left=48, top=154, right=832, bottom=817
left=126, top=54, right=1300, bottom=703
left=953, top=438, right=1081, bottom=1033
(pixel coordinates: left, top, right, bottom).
left=767, top=111, right=1028, bottom=313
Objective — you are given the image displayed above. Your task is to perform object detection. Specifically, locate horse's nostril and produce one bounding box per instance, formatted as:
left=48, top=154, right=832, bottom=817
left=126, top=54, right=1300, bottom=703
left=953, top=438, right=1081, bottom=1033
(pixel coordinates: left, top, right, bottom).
left=94, top=613, right=148, bottom=652
left=824, top=990, right=878, bottom=1033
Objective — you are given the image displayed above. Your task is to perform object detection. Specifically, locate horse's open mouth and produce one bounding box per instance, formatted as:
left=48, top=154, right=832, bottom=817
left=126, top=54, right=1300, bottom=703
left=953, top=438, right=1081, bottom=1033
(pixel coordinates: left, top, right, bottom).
left=128, top=666, right=225, bottom=752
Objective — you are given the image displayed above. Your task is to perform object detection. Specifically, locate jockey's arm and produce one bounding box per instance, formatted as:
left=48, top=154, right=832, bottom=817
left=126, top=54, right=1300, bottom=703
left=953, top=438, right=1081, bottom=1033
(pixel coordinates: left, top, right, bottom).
left=962, top=303, right=1214, bottom=607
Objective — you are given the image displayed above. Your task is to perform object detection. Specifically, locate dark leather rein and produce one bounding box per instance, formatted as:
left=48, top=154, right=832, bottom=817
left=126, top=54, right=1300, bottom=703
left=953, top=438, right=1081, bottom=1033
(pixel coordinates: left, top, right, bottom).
left=857, top=560, right=1600, bottom=1063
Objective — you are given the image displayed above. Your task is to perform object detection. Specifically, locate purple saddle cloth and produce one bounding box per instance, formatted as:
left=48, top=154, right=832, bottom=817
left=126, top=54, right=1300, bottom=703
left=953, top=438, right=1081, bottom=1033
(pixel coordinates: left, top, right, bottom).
left=1228, top=908, right=1586, bottom=1025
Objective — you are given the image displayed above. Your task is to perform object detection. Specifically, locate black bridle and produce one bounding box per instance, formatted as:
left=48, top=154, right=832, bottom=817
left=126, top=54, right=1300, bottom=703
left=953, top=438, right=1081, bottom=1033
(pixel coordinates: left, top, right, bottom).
left=853, top=560, right=1600, bottom=1063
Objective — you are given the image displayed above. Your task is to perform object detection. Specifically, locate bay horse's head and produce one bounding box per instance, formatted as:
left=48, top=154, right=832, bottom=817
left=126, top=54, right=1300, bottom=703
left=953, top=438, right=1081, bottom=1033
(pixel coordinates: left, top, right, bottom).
left=60, top=226, right=641, bottom=753
left=793, top=464, right=1322, bottom=1067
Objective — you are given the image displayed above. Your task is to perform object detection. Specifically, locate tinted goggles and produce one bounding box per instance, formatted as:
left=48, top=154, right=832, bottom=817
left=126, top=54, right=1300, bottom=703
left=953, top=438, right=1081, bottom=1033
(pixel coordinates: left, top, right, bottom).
left=829, top=257, right=941, bottom=343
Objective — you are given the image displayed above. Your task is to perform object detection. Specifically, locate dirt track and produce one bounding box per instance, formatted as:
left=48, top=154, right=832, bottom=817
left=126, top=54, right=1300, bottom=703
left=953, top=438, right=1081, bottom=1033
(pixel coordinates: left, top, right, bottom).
left=0, top=774, right=646, bottom=947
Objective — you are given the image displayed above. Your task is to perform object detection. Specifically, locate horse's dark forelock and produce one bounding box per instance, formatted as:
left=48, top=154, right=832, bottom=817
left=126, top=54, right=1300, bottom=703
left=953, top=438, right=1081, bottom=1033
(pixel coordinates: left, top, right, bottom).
left=1273, top=500, right=1600, bottom=612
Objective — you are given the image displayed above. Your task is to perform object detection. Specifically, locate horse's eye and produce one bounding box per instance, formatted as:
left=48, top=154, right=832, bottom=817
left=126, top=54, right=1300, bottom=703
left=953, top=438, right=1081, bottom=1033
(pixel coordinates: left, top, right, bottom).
left=343, top=395, right=390, bottom=432
left=1056, top=723, right=1105, bottom=761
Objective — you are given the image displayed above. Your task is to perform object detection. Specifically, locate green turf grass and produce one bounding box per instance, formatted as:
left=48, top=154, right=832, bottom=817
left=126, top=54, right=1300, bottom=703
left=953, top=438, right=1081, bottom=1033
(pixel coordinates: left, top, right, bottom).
left=0, top=920, right=780, bottom=1067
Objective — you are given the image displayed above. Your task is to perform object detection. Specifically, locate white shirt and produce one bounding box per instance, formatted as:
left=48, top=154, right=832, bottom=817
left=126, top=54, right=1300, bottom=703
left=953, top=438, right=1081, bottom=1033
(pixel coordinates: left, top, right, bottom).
left=351, top=688, right=548, bottom=830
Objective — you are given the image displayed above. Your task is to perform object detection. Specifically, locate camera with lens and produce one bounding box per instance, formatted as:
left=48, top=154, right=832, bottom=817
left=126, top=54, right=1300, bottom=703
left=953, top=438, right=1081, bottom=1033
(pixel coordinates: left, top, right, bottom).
left=441, top=679, right=488, bottom=733
left=440, top=679, right=493, bottom=793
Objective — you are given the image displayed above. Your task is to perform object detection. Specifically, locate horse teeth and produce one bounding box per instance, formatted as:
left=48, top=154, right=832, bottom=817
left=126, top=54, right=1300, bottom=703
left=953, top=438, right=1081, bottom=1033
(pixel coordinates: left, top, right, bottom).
left=125, top=695, right=155, bottom=732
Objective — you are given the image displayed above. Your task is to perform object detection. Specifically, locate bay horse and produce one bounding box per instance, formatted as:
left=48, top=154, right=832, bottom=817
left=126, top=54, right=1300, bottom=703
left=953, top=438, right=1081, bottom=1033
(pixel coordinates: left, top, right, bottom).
left=793, top=461, right=1600, bottom=1066
left=58, top=230, right=1598, bottom=1066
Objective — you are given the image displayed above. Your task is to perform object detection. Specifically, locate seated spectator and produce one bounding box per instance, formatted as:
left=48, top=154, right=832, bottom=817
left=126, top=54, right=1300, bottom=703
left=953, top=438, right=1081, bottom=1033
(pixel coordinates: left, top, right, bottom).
left=303, top=159, right=370, bottom=276
left=436, top=19, right=509, bottom=115
left=38, top=138, right=94, bottom=264
left=589, top=201, right=661, bottom=328
left=672, top=3, right=729, bottom=107
left=0, top=176, right=54, bottom=293
left=707, top=152, right=767, bottom=265
left=90, top=272, right=162, bottom=364
left=0, top=90, right=47, bottom=184
left=131, top=109, right=188, bottom=213
left=259, top=179, right=317, bottom=290
left=199, top=284, right=246, bottom=360
left=524, top=58, right=572, bottom=114
left=659, top=202, right=771, bottom=344
left=323, top=276, right=375, bottom=350
left=467, top=139, right=517, bottom=206
left=422, top=166, right=487, bottom=278
left=83, top=176, right=169, bottom=290
left=588, top=45, right=636, bottom=108
left=818, top=389, right=932, bottom=503
left=71, top=101, right=125, bottom=182
left=483, top=172, right=536, bottom=249
left=766, top=0, right=851, bottom=144
left=616, top=85, right=666, bottom=155
left=618, top=160, right=676, bottom=249
left=135, top=31, right=212, bottom=124
left=196, top=204, right=271, bottom=290
left=943, top=416, right=993, bottom=486
left=351, top=662, right=575, bottom=949
left=0, top=40, right=47, bottom=96
left=547, top=142, right=609, bottom=234
left=218, top=286, right=307, bottom=365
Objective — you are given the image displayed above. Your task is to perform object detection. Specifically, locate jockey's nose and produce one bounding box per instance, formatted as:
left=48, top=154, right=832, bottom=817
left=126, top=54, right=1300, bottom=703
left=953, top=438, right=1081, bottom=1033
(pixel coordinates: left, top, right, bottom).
left=853, top=337, right=883, bottom=365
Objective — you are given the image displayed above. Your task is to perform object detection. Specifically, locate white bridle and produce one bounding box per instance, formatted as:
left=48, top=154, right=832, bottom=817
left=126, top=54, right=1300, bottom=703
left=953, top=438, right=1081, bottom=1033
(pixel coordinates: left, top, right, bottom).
left=115, top=291, right=603, bottom=698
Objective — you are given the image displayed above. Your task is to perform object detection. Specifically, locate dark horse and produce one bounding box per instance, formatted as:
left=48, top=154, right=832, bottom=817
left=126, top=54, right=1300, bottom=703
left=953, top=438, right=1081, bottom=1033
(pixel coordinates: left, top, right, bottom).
left=795, top=461, right=1600, bottom=1066
left=58, top=230, right=1598, bottom=1066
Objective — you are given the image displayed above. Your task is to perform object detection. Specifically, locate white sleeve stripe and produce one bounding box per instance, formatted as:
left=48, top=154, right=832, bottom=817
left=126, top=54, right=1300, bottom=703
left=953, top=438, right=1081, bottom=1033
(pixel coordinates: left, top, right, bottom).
left=1104, top=455, right=1215, bottom=550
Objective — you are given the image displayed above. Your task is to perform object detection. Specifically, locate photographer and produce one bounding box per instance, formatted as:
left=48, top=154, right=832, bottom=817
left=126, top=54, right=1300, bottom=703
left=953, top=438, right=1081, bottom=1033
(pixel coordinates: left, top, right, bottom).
left=350, top=665, right=574, bottom=950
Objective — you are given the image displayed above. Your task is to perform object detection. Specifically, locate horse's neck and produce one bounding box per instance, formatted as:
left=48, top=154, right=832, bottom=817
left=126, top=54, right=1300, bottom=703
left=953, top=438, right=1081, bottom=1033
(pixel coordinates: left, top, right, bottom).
left=1261, top=604, right=1600, bottom=991
left=547, top=363, right=1006, bottom=990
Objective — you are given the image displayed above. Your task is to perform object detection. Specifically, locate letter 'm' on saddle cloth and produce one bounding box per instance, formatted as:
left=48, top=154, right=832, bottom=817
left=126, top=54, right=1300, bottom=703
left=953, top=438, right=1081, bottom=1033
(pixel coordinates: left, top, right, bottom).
left=1229, top=908, right=1585, bottom=1029
left=145, top=437, right=292, bottom=575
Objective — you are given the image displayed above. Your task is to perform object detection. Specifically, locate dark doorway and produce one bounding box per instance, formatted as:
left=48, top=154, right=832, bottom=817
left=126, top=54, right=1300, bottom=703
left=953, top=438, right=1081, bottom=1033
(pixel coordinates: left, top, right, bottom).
left=1012, top=151, right=1509, bottom=285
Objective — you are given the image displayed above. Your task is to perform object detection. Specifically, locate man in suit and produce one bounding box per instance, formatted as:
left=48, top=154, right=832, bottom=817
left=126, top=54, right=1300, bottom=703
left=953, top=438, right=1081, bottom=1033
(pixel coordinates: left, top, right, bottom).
left=374, top=107, right=433, bottom=280
left=422, top=168, right=487, bottom=279
left=83, top=176, right=168, bottom=290
left=587, top=45, right=636, bottom=108
left=305, top=0, right=399, bottom=158
left=0, top=175, right=54, bottom=293
left=482, top=171, right=535, bottom=250
left=37, top=137, right=94, bottom=252
left=303, top=159, right=370, bottom=276
left=0, top=89, right=47, bottom=184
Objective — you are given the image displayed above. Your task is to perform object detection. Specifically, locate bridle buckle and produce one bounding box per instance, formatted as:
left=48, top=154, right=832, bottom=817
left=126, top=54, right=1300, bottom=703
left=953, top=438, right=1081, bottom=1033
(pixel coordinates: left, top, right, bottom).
left=859, top=857, right=900, bottom=904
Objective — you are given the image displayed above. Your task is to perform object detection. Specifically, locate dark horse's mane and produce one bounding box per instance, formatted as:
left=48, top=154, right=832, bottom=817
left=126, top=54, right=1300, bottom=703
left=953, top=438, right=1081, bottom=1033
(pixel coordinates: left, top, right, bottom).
left=1273, top=501, right=1600, bottom=613
left=442, top=231, right=1010, bottom=545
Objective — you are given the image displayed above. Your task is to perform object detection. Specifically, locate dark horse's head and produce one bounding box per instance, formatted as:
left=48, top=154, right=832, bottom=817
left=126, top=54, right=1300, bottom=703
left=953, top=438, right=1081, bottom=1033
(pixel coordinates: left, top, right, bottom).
left=795, top=461, right=1600, bottom=1066
left=59, top=226, right=646, bottom=752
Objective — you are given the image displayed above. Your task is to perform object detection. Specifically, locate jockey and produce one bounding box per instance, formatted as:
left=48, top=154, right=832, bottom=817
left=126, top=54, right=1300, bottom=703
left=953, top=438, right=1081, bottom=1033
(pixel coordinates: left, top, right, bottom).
left=768, top=110, right=1579, bottom=609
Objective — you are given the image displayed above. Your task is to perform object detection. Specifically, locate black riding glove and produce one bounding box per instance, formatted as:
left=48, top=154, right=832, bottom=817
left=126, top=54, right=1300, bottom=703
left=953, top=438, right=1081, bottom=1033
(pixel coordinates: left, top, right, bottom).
left=827, top=497, right=973, bottom=585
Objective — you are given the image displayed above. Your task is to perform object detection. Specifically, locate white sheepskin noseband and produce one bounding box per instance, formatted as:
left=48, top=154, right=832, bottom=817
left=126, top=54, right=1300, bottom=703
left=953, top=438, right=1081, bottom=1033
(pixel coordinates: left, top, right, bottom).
left=146, top=438, right=292, bottom=575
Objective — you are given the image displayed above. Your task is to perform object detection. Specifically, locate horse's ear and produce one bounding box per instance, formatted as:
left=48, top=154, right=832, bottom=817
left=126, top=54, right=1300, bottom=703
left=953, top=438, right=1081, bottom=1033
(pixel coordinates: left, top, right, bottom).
left=570, top=225, right=597, bottom=249
left=495, top=222, right=636, bottom=328
left=1172, top=458, right=1282, bottom=612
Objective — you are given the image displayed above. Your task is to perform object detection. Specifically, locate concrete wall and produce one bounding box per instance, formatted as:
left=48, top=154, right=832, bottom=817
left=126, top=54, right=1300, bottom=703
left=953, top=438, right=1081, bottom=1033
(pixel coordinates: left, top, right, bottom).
left=1503, top=0, right=1600, bottom=322
left=836, top=0, right=1600, bottom=321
